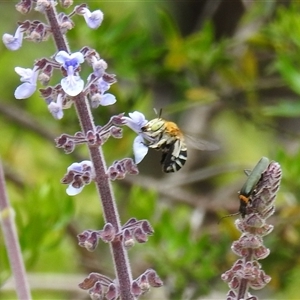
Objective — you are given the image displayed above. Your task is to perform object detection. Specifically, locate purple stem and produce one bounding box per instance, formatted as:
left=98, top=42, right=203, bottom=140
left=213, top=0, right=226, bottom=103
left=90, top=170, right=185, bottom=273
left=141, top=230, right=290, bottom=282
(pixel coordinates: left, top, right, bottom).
left=237, top=248, right=254, bottom=299
left=74, top=94, right=134, bottom=299
left=0, top=160, right=32, bottom=299
left=45, top=4, right=134, bottom=299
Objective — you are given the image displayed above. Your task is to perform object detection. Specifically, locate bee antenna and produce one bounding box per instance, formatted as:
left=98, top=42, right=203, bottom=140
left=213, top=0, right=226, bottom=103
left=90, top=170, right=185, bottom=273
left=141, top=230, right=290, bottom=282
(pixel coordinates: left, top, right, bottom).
left=153, top=108, right=163, bottom=118
left=218, top=212, right=240, bottom=224
left=158, top=108, right=163, bottom=118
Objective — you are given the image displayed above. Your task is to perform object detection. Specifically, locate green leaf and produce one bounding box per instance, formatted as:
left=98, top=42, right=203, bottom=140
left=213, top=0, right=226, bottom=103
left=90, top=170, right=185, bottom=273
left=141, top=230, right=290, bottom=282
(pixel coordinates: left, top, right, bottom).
left=157, top=8, right=181, bottom=42
left=263, top=99, right=300, bottom=117
left=274, top=56, right=300, bottom=95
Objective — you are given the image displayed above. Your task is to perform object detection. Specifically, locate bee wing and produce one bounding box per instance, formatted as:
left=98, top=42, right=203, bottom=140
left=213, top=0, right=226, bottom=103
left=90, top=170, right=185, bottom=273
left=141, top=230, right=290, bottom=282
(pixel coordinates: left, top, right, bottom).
left=185, top=134, right=219, bottom=151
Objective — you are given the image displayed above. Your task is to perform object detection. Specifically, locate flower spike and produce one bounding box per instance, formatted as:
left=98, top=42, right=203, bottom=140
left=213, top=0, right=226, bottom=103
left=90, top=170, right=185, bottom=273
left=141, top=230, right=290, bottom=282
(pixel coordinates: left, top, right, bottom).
left=5, top=2, right=163, bottom=299
left=222, top=159, right=282, bottom=299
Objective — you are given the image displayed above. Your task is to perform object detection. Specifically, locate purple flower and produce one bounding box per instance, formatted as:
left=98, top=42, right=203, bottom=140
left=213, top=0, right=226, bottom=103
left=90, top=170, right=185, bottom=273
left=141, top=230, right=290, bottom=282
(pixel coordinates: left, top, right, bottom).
left=123, top=111, right=148, bottom=135
left=91, top=57, right=107, bottom=78
left=2, top=26, right=24, bottom=51
left=48, top=94, right=64, bottom=119
left=14, top=66, right=39, bottom=99
left=132, top=135, right=149, bottom=164
left=100, top=93, right=116, bottom=105
left=81, top=8, right=104, bottom=29
left=91, top=93, right=116, bottom=108
left=123, top=111, right=150, bottom=164
left=107, top=158, right=139, bottom=180
left=91, top=77, right=116, bottom=108
left=55, top=51, right=84, bottom=96
left=62, top=160, right=95, bottom=196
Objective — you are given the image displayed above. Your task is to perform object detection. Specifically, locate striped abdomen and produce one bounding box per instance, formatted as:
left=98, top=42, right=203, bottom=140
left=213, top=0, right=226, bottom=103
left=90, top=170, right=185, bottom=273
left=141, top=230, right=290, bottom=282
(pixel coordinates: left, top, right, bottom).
left=161, top=140, right=187, bottom=173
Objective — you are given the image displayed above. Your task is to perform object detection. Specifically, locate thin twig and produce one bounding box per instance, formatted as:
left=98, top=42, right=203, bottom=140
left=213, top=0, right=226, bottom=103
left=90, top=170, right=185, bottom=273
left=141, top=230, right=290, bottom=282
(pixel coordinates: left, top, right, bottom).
left=0, top=159, right=32, bottom=300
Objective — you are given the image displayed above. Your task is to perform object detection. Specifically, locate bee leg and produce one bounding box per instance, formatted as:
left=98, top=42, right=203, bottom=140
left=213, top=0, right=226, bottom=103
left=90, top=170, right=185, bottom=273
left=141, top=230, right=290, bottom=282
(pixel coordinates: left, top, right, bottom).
left=160, top=144, right=176, bottom=173
left=148, top=138, right=167, bottom=149
left=161, top=149, right=175, bottom=173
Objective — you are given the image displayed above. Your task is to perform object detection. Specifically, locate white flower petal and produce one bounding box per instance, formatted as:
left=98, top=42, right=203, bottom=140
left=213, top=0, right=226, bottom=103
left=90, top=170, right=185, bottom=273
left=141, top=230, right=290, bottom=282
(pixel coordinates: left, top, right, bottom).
left=48, top=102, right=63, bottom=119
left=14, top=82, right=36, bottom=99
left=61, top=76, right=84, bottom=96
left=14, top=67, right=33, bottom=79
left=100, top=93, right=116, bottom=106
left=70, top=52, right=84, bottom=63
left=55, top=50, right=70, bottom=63
left=66, top=185, right=84, bottom=196
left=83, top=9, right=104, bottom=29
left=129, top=111, right=148, bottom=126
left=123, top=111, right=148, bottom=133
left=2, top=27, right=24, bottom=51
left=67, top=161, right=93, bottom=172
left=98, top=79, right=110, bottom=93
left=67, top=162, right=81, bottom=172
left=2, top=34, right=22, bottom=50
left=133, top=135, right=148, bottom=164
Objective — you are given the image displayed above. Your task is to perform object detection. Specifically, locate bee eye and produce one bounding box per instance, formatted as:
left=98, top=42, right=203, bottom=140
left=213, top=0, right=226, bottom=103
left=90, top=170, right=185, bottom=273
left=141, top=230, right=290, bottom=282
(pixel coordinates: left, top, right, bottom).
left=150, top=121, right=163, bottom=131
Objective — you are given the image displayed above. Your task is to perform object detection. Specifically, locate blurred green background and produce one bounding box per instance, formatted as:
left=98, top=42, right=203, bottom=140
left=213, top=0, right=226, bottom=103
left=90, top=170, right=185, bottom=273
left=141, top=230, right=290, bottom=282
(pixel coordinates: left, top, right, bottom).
left=1, top=0, right=300, bottom=299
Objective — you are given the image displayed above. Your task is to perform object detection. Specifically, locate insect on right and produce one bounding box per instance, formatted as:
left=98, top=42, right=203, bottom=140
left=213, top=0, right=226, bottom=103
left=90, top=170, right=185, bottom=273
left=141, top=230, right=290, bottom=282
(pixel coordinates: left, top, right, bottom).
left=219, top=156, right=270, bottom=221
left=238, top=156, right=270, bottom=217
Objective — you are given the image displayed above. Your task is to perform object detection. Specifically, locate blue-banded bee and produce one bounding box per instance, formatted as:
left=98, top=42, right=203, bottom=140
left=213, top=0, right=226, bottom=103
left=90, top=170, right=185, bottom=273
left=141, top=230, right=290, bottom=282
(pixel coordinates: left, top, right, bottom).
left=141, top=117, right=217, bottom=173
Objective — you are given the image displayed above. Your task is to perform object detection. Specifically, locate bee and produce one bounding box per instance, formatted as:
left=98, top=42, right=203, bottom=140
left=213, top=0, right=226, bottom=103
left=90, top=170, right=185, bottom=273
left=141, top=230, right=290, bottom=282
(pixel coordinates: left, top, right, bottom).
left=141, top=117, right=217, bottom=173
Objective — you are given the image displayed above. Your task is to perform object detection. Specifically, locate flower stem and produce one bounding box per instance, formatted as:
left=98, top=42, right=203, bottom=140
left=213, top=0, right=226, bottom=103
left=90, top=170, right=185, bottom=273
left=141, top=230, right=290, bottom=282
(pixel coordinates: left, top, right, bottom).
left=45, top=5, right=135, bottom=299
left=45, top=3, right=69, bottom=52
left=73, top=94, right=134, bottom=299
left=0, top=160, right=32, bottom=300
